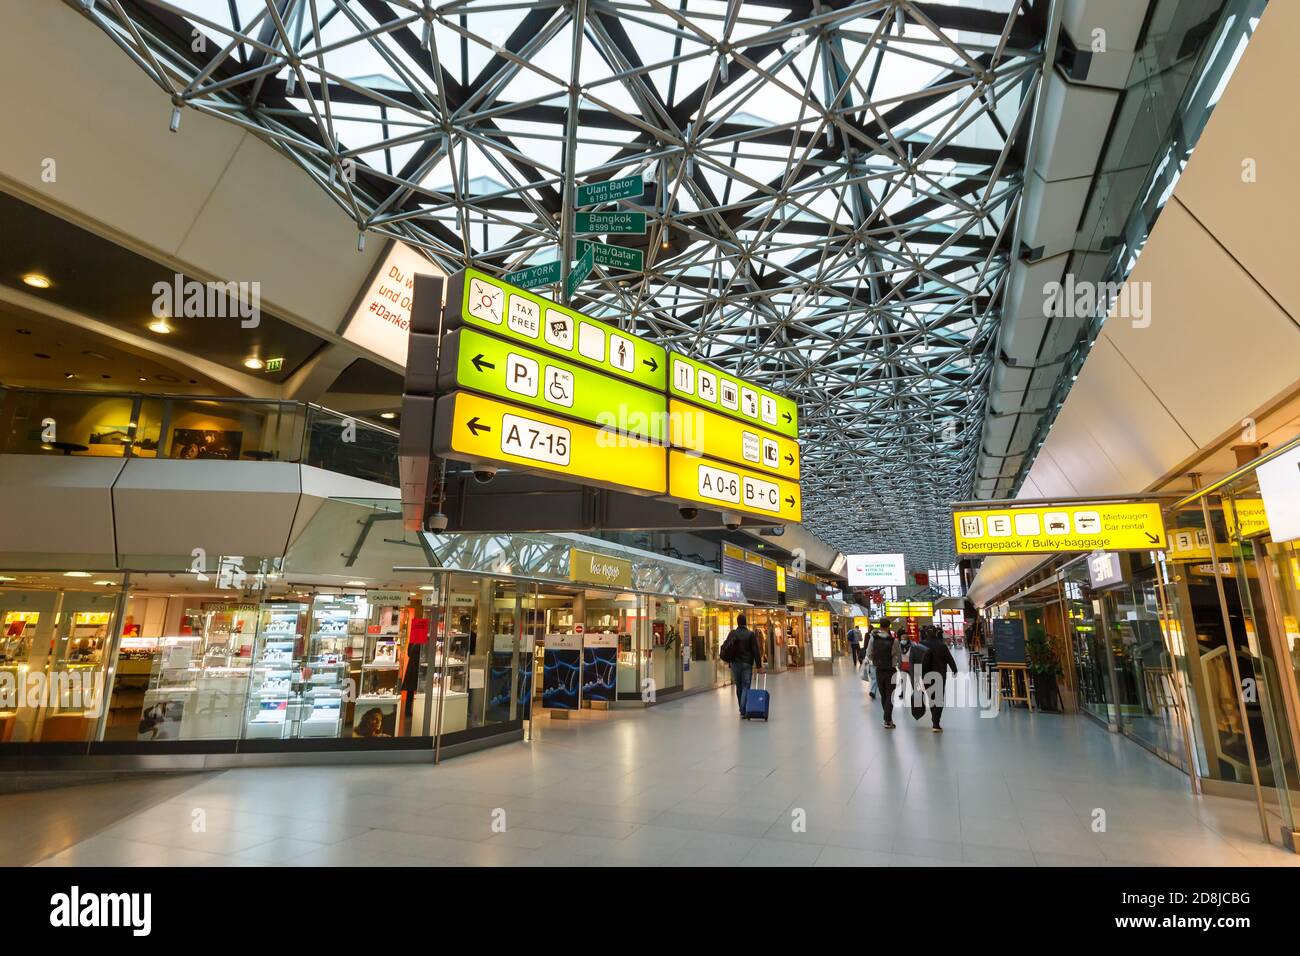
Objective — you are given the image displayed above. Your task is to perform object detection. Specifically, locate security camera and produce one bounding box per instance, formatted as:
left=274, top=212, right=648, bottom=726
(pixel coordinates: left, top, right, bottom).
left=424, top=511, right=448, bottom=532
left=722, top=511, right=743, bottom=531
left=470, top=462, right=497, bottom=484
left=678, top=506, right=699, bottom=520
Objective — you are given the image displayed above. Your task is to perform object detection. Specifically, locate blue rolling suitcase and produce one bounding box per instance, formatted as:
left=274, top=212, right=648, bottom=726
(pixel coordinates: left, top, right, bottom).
left=744, top=673, right=770, bottom=721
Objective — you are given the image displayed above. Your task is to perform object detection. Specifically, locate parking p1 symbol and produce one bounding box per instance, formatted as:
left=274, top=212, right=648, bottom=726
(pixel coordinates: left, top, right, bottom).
left=506, top=353, right=538, bottom=397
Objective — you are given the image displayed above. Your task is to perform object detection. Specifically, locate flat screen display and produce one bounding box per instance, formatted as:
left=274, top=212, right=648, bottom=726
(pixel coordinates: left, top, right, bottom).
left=846, top=553, right=906, bottom=587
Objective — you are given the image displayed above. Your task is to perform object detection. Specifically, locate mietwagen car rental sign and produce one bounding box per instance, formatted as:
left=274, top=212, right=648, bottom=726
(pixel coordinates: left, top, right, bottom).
left=435, top=268, right=801, bottom=523
left=951, top=501, right=1167, bottom=555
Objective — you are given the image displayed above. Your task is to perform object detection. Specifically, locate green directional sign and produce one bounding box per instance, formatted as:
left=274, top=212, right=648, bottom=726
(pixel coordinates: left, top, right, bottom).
left=577, top=240, right=644, bottom=273
left=566, top=241, right=594, bottom=300
left=575, top=211, right=646, bottom=235
left=667, top=350, right=798, bottom=439
left=437, top=326, right=667, bottom=442
left=443, top=267, right=667, bottom=391
left=503, top=261, right=561, bottom=289
left=576, top=175, right=644, bottom=207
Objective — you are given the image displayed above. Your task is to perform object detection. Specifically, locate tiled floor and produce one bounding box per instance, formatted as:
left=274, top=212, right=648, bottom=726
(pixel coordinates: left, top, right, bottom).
left=19, top=661, right=1300, bottom=866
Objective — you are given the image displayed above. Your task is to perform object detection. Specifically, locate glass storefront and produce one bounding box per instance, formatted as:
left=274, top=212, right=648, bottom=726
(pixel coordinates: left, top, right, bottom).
left=982, top=434, right=1300, bottom=848
left=1, top=490, right=803, bottom=762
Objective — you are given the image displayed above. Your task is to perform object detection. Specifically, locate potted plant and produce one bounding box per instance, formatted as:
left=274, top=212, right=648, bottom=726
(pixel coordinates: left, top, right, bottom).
left=1025, top=631, right=1063, bottom=713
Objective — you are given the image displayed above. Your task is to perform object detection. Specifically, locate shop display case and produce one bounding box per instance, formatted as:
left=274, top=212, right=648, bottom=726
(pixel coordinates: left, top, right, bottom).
left=0, top=612, right=37, bottom=737
left=302, top=595, right=362, bottom=738
left=139, top=637, right=249, bottom=741
left=1, top=610, right=37, bottom=664
left=243, top=602, right=307, bottom=739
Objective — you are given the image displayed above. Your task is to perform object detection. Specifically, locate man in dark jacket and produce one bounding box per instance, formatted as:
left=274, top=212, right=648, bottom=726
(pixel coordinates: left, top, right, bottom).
left=723, top=614, right=764, bottom=716
left=921, top=625, right=960, bottom=732
left=864, top=625, right=901, bottom=728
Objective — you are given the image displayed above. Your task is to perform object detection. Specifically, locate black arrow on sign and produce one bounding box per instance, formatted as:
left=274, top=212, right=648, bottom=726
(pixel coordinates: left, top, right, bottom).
left=783, top=412, right=792, bottom=423
left=785, top=495, right=796, bottom=508
left=785, top=453, right=794, bottom=465
left=471, top=354, right=495, bottom=373
left=643, top=356, right=658, bottom=372
left=1145, top=531, right=1159, bottom=544
left=467, top=417, right=491, bottom=436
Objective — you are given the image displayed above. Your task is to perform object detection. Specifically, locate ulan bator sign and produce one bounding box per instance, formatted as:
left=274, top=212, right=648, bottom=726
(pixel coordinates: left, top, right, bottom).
left=428, top=267, right=802, bottom=523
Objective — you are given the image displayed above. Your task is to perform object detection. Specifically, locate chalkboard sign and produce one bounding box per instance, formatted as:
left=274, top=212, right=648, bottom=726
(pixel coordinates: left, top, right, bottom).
left=992, top=618, right=1026, bottom=664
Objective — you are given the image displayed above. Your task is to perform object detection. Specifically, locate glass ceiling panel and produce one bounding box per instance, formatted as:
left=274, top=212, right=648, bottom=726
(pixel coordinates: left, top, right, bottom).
left=86, top=0, right=1046, bottom=568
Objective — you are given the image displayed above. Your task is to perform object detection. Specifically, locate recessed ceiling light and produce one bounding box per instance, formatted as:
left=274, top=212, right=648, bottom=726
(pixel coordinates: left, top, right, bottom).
left=380, top=412, right=397, bottom=420
left=64, top=571, right=92, bottom=578
left=345, top=580, right=367, bottom=587
left=0, top=575, right=16, bottom=582
left=148, top=319, right=172, bottom=334
left=93, top=580, right=115, bottom=586
left=22, top=273, right=52, bottom=289
left=243, top=356, right=264, bottom=370
left=419, top=586, right=436, bottom=591
left=138, top=376, right=148, bottom=382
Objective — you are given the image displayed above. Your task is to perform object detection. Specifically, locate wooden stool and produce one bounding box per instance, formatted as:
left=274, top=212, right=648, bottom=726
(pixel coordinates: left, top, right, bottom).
left=997, top=663, right=1033, bottom=712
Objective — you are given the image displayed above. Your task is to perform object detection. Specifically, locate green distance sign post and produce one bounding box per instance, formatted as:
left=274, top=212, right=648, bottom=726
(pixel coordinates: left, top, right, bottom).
left=575, top=211, right=646, bottom=234
left=667, top=350, right=798, bottom=439
left=503, top=261, right=561, bottom=289
left=443, top=267, right=667, bottom=392
left=576, top=240, right=644, bottom=273
left=565, top=241, right=594, bottom=300
left=576, top=175, right=644, bottom=207
left=437, top=326, right=667, bottom=443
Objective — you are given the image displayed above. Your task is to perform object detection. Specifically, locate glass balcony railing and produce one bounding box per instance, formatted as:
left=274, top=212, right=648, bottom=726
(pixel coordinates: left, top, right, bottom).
left=0, top=386, right=399, bottom=486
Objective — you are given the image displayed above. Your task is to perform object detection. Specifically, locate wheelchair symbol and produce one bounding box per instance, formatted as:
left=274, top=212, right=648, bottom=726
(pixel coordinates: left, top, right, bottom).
left=545, top=368, right=574, bottom=407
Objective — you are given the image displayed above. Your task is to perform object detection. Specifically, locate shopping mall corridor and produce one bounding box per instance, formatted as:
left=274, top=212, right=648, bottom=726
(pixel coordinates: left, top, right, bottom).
left=13, top=661, right=1300, bottom=867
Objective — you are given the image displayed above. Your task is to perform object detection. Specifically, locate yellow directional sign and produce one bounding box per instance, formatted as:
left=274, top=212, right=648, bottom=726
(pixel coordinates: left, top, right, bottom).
left=668, top=450, right=801, bottom=522
left=667, top=351, right=798, bottom=439
left=1166, top=526, right=1234, bottom=563
left=885, top=601, right=934, bottom=618
left=953, top=501, right=1167, bottom=555
left=1224, top=498, right=1269, bottom=539
left=438, top=327, right=667, bottom=442
left=443, top=267, right=666, bottom=391
left=433, top=391, right=665, bottom=495
left=668, top=399, right=799, bottom=480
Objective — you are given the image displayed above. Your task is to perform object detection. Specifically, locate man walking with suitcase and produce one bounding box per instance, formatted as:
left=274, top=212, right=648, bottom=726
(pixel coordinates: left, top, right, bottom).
left=720, top=613, right=764, bottom=716
left=864, top=624, right=901, bottom=728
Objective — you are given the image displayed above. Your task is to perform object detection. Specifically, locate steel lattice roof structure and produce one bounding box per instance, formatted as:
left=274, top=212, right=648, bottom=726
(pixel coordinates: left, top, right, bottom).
left=77, top=0, right=1049, bottom=569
